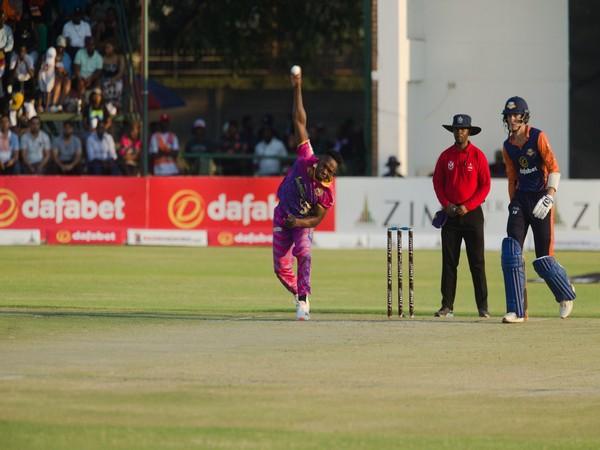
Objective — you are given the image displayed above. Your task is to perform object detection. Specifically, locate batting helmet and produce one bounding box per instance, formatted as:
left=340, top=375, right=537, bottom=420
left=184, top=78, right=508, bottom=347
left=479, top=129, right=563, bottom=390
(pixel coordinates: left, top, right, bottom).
left=502, top=96, right=530, bottom=124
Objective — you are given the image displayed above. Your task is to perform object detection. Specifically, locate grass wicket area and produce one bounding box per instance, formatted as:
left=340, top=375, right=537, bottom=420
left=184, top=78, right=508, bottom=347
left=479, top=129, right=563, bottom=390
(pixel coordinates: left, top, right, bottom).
left=1, top=246, right=599, bottom=449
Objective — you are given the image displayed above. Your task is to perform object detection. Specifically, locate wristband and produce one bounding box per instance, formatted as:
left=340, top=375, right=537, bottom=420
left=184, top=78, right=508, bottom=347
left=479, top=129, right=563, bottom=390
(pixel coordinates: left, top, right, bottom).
left=547, top=172, right=560, bottom=191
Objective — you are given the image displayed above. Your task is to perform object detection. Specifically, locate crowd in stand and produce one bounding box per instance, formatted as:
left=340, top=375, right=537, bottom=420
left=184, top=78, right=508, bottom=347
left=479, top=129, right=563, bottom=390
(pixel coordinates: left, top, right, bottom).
left=0, top=0, right=129, bottom=175
left=0, top=1, right=366, bottom=177
left=1, top=105, right=364, bottom=177
left=0, top=2, right=125, bottom=115
left=176, top=114, right=366, bottom=177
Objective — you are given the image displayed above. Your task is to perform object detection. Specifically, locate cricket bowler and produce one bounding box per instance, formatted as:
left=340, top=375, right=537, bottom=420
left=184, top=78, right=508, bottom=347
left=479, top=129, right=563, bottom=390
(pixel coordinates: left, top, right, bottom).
left=272, top=66, right=343, bottom=320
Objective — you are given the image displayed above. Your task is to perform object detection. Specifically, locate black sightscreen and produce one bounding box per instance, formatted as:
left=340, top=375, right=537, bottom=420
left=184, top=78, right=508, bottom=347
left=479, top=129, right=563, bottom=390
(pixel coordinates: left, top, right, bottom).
left=569, top=0, right=600, bottom=178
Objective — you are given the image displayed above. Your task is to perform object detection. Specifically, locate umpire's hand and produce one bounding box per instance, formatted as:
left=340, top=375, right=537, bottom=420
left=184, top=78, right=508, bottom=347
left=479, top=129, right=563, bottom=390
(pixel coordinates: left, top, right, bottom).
left=455, top=205, right=468, bottom=216
left=445, top=203, right=458, bottom=217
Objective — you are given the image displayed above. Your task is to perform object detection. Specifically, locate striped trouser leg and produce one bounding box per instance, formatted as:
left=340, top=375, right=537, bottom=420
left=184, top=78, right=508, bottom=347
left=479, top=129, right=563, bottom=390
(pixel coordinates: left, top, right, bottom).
left=273, top=227, right=297, bottom=295
left=292, top=227, right=314, bottom=297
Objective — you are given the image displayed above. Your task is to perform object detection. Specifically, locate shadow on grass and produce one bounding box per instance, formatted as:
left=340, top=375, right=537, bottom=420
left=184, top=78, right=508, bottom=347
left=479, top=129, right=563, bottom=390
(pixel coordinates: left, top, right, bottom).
left=3, top=307, right=593, bottom=323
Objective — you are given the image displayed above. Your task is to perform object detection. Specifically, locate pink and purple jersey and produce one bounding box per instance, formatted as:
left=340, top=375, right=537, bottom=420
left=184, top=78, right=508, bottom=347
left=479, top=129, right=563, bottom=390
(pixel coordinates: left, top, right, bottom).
left=274, top=140, right=334, bottom=226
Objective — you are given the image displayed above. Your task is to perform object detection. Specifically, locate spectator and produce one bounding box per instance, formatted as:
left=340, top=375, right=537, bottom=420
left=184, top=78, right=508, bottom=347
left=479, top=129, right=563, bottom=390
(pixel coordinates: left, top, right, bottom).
left=383, top=156, right=403, bottom=177
left=118, top=120, right=141, bottom=176
left=3, top=1, right=23, bottom=23
left=20, top=115, right=50, bottom=174
left=27, top=0, right=50, bottom=56
left=149, top=113, right=179, bottom=176
left=14, top=12, right=38, bottom=63
left=254, top=122, right=287, bottom=176
left=62, top=7, right=91, bottom=60
left=218, top=119, right=247, bottom=175
left=8, top=91, right=24, bottom=127
left=0, top=10, right=13, bottom=49
left=51, top=35, right=72, bottom=112
left=489, top=149, right=507, bottom=178
left=50, top=121, right=82, bottom=175
left=8, top=45, right=36, bottom=119
left=183, top=117, right=213, bottom=174
left=83, top=86, right=112, bottom=130
left=0, top=114, right=20, bottom=174
left=38, top=46, right=56, bottom=112
left=0, top=11, right=14, bottom=100
left=100, top=40, right=124, bottom=110
left=86, top=118, right=119, bottom=175
left=73, top=36, right=102, bottom=96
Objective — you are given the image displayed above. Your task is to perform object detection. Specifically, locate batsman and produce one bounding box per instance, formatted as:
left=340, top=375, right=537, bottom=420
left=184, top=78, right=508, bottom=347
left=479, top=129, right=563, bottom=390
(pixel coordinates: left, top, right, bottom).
left=500, top=96, right=576, bottom=323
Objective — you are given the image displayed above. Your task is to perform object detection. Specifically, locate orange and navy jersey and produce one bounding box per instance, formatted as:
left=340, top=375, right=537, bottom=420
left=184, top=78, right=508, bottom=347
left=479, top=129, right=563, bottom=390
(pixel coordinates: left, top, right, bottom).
left=502, top=126, right=559, bottom=199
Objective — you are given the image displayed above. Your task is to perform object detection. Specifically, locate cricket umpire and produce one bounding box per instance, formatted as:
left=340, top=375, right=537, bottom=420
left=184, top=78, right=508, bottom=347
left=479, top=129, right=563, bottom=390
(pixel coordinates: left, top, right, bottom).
left=432, top=114, right=491, bottom=318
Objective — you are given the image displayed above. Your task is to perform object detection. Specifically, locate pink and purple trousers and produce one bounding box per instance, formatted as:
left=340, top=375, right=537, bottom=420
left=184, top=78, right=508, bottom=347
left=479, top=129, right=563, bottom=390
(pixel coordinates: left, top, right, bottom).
left=272, top=225, right=313, bottom=297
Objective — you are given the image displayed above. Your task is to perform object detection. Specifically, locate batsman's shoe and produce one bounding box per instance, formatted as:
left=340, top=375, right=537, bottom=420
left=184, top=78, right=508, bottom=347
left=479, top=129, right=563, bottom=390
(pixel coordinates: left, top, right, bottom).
left=296, top=298, right=310, bottom=321
left=434, top=307, right=453, bottom=318
left=502, top=312, right=524, bottom=324
left=559, top=300, right=573, bottom=319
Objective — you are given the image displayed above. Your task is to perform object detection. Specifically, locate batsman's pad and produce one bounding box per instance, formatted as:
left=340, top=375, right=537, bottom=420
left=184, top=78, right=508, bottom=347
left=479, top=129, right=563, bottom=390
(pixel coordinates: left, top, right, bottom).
left=532, top=256, right=576, bottom=302
left=501, top=237, right=526, bottom=318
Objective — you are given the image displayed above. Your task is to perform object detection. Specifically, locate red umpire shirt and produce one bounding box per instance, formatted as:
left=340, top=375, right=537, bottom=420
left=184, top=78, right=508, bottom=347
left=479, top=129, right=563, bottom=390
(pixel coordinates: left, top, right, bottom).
left=433, top=142, right=491, bottom=211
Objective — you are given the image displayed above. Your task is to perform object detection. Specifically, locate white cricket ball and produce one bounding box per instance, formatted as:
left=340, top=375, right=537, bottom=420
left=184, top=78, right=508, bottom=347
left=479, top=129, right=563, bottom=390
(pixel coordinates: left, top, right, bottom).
left=290, top=65, right=301, bottom=76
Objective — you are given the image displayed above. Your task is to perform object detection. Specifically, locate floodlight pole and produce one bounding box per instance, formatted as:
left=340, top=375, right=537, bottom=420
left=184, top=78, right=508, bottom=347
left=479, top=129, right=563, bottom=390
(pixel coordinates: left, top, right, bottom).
left=142, top=0, right=149, bottom=176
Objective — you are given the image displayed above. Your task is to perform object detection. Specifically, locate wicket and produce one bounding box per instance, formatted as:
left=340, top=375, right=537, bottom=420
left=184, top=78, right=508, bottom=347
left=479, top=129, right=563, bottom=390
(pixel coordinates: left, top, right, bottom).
left=386, top=226, right=414, bottom=318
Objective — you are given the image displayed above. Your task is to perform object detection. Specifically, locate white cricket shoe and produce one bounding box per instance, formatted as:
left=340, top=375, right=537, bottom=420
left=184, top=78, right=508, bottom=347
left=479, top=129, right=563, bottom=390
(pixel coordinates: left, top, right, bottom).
left=296, top=298, right=310, bottom=321
left=502, top=312, right=524, bottom=324
left=559, top=300, right=573, bottom=319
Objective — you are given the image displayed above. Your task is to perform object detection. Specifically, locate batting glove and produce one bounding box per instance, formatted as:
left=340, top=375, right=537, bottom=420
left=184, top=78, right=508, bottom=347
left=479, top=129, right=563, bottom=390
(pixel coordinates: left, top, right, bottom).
left=532, top=194, right=554, bottom=219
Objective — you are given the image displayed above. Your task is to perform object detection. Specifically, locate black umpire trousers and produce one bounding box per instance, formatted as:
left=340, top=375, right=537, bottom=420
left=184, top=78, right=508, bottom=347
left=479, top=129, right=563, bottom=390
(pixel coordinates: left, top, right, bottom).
left=440, top=206, right=488, bottom=312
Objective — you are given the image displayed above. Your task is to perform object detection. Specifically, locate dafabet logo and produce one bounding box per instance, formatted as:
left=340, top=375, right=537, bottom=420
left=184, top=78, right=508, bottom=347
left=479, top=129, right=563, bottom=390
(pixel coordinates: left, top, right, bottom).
left=217, top=231, right=234, bottom=246
left=0, top=190, right=126, bottom=228
left=167, top=190, right=277, bottom=229
left=168, top=190, right=205, bottom=229
left=55, top=230, right=72, bottom=243
left=0, top=188, right=19, bottom=227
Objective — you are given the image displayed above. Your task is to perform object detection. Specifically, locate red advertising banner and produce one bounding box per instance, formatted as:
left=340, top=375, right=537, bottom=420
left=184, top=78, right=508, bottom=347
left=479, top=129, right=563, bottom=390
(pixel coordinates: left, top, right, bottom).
left=0, top=176, right=336, bottom=245
left=148, top=177, right=335, bottom=232
left=0, top=176, right=146, bottom=230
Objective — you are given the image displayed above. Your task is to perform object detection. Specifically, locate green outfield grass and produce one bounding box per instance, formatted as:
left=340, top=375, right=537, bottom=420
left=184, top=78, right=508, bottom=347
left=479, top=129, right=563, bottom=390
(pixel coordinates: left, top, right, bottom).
left=1, top=247, right=599, bottom=449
